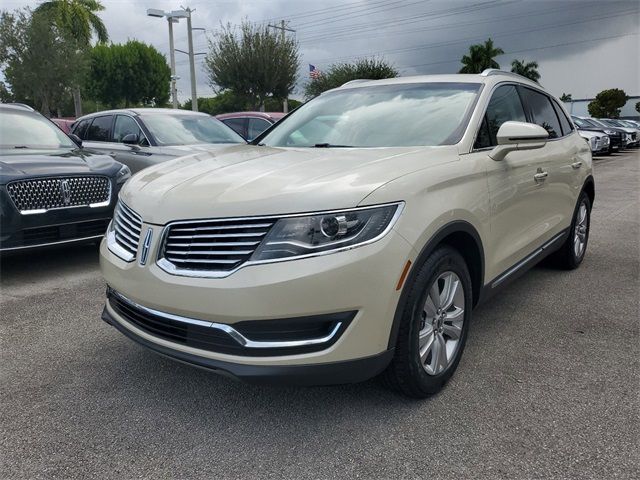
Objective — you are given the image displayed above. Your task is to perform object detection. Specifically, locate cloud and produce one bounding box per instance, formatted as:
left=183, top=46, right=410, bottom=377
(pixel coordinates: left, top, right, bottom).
left=4, top=0, right=638, bottom=100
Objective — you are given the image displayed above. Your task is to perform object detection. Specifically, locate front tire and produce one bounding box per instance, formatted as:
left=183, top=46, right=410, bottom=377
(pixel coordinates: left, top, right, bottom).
left=382, top=246, right=473, bottom=398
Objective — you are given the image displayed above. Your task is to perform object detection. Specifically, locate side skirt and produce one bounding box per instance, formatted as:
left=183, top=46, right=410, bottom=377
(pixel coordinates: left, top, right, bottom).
left=478, top=228, right=569, bottom=305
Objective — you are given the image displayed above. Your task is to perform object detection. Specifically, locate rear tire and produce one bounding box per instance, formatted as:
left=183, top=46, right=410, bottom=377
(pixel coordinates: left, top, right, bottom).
left=382, top=246, right=472, bottom=398
left=550, top=191, right=591, bottom=270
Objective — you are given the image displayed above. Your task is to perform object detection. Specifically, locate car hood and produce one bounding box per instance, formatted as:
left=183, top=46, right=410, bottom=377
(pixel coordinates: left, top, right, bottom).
left=121, top=144, right=457, bottom=224
left=0, top=148, right=118, bottom=183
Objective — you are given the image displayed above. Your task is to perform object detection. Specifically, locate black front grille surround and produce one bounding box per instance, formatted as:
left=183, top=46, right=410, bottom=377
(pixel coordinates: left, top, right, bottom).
left=106, top=287, right=355, bottom=357
left=1, top=218, right=110, bottom=250
left=7, top=176, right=111, bottom=213
left=158, top=217, right=276, bottom=274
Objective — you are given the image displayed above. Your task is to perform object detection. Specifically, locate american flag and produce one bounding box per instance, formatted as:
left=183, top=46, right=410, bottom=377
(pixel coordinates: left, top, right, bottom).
left=309, top=64, right=321, bottom=79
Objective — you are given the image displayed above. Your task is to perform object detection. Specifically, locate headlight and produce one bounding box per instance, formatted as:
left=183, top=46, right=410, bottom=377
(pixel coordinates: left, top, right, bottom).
left=116, top=164, right=131, bottom=183
left=604, top=129, right=616, bottom=135
left=250, top=202, right=403, bottom=262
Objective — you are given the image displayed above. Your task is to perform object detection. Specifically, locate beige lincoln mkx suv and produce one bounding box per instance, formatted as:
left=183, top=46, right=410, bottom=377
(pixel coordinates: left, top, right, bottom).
left=100, top=70, right=594, bottom=397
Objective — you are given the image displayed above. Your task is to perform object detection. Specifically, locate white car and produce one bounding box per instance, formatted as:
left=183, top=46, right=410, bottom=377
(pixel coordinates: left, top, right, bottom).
left=578, top=129, right=610, bottom=155
left=100, top=70, right=594, bottom=397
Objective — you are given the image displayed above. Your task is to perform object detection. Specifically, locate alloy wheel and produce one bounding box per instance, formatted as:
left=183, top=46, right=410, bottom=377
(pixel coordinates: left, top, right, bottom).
left=574, top=201, right=588, bottom=259
left=418, top=271, right=465, bottom=376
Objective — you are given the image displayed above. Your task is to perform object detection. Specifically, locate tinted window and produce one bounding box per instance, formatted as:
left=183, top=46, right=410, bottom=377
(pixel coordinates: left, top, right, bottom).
left=247, top=118, right=272, bottom=140
left=222, top=118, right=247, bottom=138
left=474, top=85, right=526, bottom=149
left=262, top=83, right=481, bottom=148
left=86, top=116, right=112, bottom=142
left=142, top=114, right=244, bottom=146
left=520, top=88, right=561, bottom=139
left=73, top=119, right=90, bottom=139
left=113, top=115, right=142, bottom=143
left=0, top=110, right=75, bottom=149
left=552, top=100, right=573, bottom=135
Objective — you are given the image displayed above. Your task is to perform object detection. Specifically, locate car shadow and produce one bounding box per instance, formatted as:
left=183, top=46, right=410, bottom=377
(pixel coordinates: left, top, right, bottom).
left=0, top=243, right=101, bottom=286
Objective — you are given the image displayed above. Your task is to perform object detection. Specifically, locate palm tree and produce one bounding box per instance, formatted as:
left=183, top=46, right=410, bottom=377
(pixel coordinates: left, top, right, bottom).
left=511, top=59, right=541, bottom=83
left=459, top=38, right=504, bottom=74
left=34, top=0, right=108, bottom=115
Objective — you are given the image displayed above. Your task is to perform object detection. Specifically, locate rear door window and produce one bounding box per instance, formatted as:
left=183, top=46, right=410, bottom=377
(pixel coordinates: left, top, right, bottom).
left=519, top=88, right=562, bottom=139
left=86, top=115, right=113, bottom=142
left=247, top=118, right=272, bottom=140
left=551, top=100, right=573, bottom=136
left=474, top=84, right=527, bottom=149
left=221, top=118, right=247, bottom=138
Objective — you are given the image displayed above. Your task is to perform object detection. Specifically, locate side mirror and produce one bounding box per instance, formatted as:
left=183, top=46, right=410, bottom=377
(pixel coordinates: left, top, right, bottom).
left=489, top=121, right=549, bottom=161
left=68, top=133, right=83, bottom=147
left=122, top=133, right=139, bottom=145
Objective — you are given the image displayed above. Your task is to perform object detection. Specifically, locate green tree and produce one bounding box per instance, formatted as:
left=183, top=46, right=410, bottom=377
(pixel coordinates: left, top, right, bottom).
left=0, top=9, right=87, bottom=116
left=34, top=0, right=108, bottom=116
left=205, top=21, right=300, bottom=110
left=459, top=38, right=503, bottom=73
left=182, top=92, right=302, bottom=115
left=87, top=41, right=170, bottom=107
left=560, top=93, right=572, bottom=102
left=587, top=89, right=628, bottom=118
left=304, top=58, right=398, bottom=98
left=510, top=59, right=540, bottom=83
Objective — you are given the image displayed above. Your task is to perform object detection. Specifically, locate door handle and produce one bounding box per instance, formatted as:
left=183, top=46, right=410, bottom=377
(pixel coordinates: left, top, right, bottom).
left=534, top=171, right=548, bottom=183
left=571, top=161, right=582, bottom=169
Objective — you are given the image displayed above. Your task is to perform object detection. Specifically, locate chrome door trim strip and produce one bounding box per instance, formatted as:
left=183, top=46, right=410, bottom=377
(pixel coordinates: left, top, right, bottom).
left=109, top=290, right=343, bottom=349
left=491, top=230, right=567, bottom=288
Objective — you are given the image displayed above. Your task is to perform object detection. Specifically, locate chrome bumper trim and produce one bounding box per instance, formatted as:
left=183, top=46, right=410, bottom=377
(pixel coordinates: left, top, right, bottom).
left=109, top=290, right=343, bottom=349
left=0, top=234, right=104, bottom=252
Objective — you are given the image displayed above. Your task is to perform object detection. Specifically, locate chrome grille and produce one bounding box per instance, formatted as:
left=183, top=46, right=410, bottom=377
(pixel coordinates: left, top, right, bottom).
left=160, top=218, right=275, bottom=273
left=113, top=201, right=142, bottom=258
left=7, top=176, right=110, bottom=213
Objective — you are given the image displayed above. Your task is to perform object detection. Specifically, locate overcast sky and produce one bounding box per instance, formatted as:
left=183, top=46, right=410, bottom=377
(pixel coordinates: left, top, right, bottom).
left=4, top=0, right=639, bottom=102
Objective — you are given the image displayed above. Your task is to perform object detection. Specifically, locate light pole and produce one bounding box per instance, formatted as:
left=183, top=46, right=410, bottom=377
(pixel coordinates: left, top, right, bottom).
left=147, top=8, right=188, bottom=109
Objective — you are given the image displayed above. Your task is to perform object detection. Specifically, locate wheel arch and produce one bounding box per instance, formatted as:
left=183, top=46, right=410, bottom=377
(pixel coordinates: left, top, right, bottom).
left=582, top=175, right=595, bottom=207
left=387, top=220, right=485, bottom=349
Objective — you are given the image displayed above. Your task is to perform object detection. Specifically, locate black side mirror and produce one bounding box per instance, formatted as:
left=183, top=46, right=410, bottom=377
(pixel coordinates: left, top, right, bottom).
left=122, top=133, right=139, bottom=145
left=68, top=133, right=82, bottom=147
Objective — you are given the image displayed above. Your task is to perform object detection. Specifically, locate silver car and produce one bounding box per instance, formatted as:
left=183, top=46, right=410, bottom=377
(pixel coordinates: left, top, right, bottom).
left=71, top=108, right=245, bottom=173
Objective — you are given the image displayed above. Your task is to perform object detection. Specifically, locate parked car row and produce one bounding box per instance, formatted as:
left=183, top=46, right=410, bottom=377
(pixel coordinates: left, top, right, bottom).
left=571, top=115, right=639, bottom=154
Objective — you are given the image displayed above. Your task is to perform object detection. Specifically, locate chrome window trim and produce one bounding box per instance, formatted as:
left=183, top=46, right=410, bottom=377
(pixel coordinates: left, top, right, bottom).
left=467, top=81, right=574, bottom=154
left=8, top=176, right=112, bottom=215
left=156, top=201, right=405, bottom=279
left=109, top=289, right=344, bottom=349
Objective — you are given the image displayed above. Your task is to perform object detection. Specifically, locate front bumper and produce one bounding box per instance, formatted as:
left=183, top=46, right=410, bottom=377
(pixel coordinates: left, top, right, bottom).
left=100, top=225, right=415, bottom=382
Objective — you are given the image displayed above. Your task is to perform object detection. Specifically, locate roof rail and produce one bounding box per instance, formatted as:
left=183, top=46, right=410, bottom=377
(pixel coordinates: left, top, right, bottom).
left=1, top=102, right=35, bottom=111
left=480, top=69, right=531, bottom=81
left=341, top=79, right=371, bottom=87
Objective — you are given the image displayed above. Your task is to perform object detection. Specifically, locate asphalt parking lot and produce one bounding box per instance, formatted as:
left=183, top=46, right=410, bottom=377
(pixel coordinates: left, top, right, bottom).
left=1, top=151, right=638, bottom=479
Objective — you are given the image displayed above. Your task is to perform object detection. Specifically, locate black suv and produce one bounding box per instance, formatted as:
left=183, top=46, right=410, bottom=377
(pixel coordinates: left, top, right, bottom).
left=0, top=104, right=130, bottom=253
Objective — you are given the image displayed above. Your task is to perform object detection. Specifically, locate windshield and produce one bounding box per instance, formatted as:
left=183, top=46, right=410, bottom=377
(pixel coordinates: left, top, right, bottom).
left=260, top=82, right=481, bottom=148
left=572, top=117, right=595, bottom=128
left=587, top=118, right=608, bottom=128
left=142, top=113, right=245, bottom=146
left=0, top=110, right=76, bottom=149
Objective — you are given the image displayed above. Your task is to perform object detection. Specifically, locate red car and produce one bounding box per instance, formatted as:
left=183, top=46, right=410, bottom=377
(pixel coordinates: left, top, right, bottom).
left=51, top=118, right=75, bottom=134
left=216, top=112, right=285, bottom=141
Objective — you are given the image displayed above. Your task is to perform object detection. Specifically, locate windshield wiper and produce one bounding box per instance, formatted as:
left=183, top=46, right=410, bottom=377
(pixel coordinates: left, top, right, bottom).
left=313, top=143, right=353, bottom=148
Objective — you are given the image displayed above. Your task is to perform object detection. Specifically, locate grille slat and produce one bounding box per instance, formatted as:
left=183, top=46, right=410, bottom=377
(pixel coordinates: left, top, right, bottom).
left=160, top=217, right=275, bottom=273
left=7, top=176, right=110, bottom=213
left=112, top=201, right=142, bottom=258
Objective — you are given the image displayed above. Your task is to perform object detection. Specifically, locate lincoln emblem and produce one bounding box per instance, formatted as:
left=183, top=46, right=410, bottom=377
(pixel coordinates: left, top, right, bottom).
left=60, top=180, right=71, bottom=205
